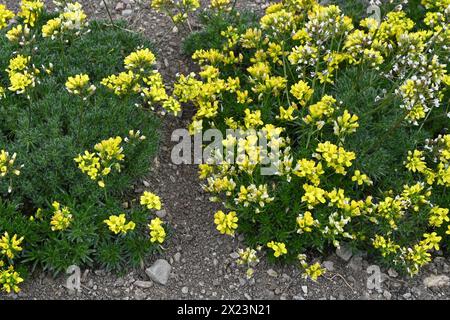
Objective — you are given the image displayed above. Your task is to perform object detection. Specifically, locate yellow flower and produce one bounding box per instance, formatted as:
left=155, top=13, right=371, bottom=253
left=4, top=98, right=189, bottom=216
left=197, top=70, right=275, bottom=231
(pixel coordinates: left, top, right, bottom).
left=124, top=48, right=156, bottom=72
left=244, top=109, right=263, bottom=129
left=8, top=71, right=35, bottom=94
left=18, top=0, right=44, bottom=27
left=148, top=217, right=166, bottom=243
left=6, top=24, right=30, bottom=42
left=104, top=214, right=136, bottom=235
left=267, top=241, right=287, bottom=258
left=405, top=150, right=427, bottom=173
left=0, top=4, right=14, bottom=30
left=351, top=170, right=372, bottom=186
left=421, top=232, right=442, bottom=251
left=301, top=184, right=327, bottom=208
left=66, top=73, right=96, bottom=96
left=0, top=150, right=22, bottom=178
left=42, top=17, right=62, bottom=37
left=296, top=211, right=319, bottom=233
left=101, top=71, right=139, bottom=96
left=50, top=201, right=73, bottom=231
left=210, top=0, right=231, bottom=11
left=303, top=262, right=326, bottom=281
left=277, top=105, right=298, bottom=121
left=140, top=191, right=162, bottom=210
left=94, top=136, right=124, bottom=163
left=315, top=141, right=355, bottom=175
left=333, top=110, right=359, bottom=137
left=0, top=232, right=24, bottom=260
left=290, top=80, right=313, bottom=106
left=0, top=265, right=24, bottom=293
left=214, top=210, right=238, bottom=236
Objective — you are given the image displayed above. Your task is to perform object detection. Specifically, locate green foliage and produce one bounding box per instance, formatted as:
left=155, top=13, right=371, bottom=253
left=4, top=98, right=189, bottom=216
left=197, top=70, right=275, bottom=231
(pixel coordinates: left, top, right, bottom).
left=180, top=0, right=450, bottom=276
left=0, top=13, right=161, bottom=275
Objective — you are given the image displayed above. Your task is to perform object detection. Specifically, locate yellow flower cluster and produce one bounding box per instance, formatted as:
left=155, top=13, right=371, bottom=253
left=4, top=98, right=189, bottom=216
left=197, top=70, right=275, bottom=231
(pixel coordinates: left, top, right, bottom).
left=0, top=264, right=24, bottom=294
left=6, top=24, right=30, bottom=43
left=150, top=0, right=200, bottom=25
left=0, top=232, right=24, bottom=260
left=66, top=73, right=96, bottom=98
left=101, top=48, right=181, bottom=115
left=0, top=4, right=14, bottom=30
left=18, top=0, right=44, bottom=27
left=0, top=150, right=23, bottom=193
left=74, top=136, right=125, bottom=188
left=124, top=48, right=156, bottom=72
left=140, top=191, right=162, bottom=210
left=104, top=214, right=136, bottom=235
left=149, top=217, right=166, bottom=243
left=298, top=254, right=326, bottom=281
left=406, top=134, right=450, bottom=187
left=42, top=2, right=88, bottom=38
left=214, top=210, right=238, bottom=236
left=50, top=201, right=73, bottom=231
left=0, top=150, right=22, bottom=179
left=6, top=54, right=38, bottom=95
left=267, top=241, right=287, bottom=258
left=236, top=247, right=260, bottom=279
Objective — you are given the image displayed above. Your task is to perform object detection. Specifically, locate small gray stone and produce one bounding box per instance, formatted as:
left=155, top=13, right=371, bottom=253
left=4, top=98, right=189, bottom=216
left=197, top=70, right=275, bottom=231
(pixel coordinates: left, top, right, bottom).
left=383, top=290, right=392, bottom=300
left=122, top=9, right=133, bottom=16
left=388, top=268, right=398, bottom=278
left=301, top=286, right=308, bottom=295
left=348, top=256, right=363, bottom=272
left=267, top=269, right=278, bottom=277
left=156, top=209, right=167, bottom=218
left=293, top=294, right=305, bottom=300
left=134, top=280, right=153, bottom=289
left=115, top=2, right=125, bottom=11
left=174, top=252, right=181, bottom=263
left=403, top=292, right=412, bottom=299
left=323, top=260, right=335, bottom=271
left=423, top=275, right=450, bottom=288
left=145, top=259, right=172, bottom=285
left=229, top=252, right=240, bottom=259
left=181, top=286, right=189, bottom=294
left=336, top=244, right=353, bottom=262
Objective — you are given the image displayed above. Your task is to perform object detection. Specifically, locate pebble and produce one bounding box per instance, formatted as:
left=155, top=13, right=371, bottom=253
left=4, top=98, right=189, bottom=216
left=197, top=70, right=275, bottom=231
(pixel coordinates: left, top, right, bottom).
left=267, top=269, right=278, bottom=277
left=423, top=275, right=450, bottom=288
left=301, top=286, right=308, bottom=295
left=323, top=260, right=335, bottom=272
left=348, top=256, right=363, bottom=272
left=403, top=292, right=412, bottom=299
left=156, top=209, right=167, bottom=218
left=388, top=268, right=398, bottom=278
left=134, top=280, right=153, bottom=289
left=181, top=286, right=189, bottom=294
left=336, top=244, right=353, bottom=262
left=174, top=252, right=181, bottom=263
left=229, top=252, right=239, bottom=259
left=145, top=259, right=172, bottom=285
left=383, top=290, right=392, bottom=300
left=122, top=9, right=133, bottom=16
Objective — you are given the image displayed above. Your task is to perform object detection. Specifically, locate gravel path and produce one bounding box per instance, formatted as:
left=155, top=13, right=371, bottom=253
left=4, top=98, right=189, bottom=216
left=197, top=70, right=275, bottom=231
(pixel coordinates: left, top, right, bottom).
left=1, top=0, right=450, bottom=300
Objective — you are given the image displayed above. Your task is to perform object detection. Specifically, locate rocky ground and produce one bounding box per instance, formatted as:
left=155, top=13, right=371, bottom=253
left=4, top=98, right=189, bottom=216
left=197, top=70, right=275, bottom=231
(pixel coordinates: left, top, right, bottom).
left=1, top=0, right=450, bottom=300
